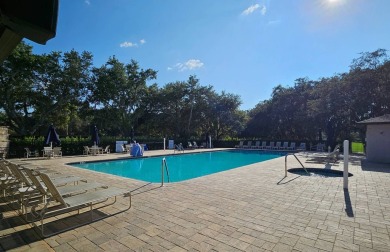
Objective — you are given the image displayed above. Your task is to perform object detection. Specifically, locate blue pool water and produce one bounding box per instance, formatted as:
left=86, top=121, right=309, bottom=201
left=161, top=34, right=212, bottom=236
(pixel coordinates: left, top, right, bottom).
left=71, top=150, right=283, bottom=183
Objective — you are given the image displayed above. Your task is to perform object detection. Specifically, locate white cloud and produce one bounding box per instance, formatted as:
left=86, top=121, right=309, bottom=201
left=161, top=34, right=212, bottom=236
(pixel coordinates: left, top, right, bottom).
left=120, top=41, right=137, bottom=48
left=120, top=39, right=146, bottom=48
left=242, top=4, right=260, bottom=15
left=85, top=0, right=91, bottom=5
left=242, top=4, right=266, bottom=16
left=260, top=5, right=267, bottom=15
left=168, top=59, right=204, bottom=72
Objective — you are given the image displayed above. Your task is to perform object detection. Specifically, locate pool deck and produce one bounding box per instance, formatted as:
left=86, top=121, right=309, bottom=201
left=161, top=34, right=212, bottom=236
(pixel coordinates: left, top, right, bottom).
left=1, top=148, right=390, bottom=251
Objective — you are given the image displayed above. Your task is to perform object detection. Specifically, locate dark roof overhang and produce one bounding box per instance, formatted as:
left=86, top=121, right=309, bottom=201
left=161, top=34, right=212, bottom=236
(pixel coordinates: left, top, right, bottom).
left=0, top=0, right=59, bottom=62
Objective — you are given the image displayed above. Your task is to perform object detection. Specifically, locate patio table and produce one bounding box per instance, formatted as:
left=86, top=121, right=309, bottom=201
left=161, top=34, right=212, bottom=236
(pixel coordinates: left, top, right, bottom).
left=90, top=146, right=102, bottom=155
left=42, top=147, right=53, bottom=158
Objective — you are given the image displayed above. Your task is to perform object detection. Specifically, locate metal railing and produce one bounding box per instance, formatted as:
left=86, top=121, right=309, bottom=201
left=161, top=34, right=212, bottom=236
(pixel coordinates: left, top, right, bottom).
left=161, top=158, right=170, bottom=186
left=285, top=153, right=308, bottom=176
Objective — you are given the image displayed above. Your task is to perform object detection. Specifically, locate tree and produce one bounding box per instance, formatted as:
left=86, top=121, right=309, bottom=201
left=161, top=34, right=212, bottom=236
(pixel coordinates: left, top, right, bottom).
left=186, top=75, right=198, bottom=136
left=207, top=91, right=245, bottom=140
left=348, top=49, right=390, bottom=119
left=0, top=42, right=93, bottom=135
left=89, top=57, right=157, bottom=137
left=0, top=41, right=38, bottom=134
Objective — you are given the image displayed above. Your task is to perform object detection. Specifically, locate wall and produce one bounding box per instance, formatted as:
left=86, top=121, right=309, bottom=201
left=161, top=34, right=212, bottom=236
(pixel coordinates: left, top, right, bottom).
left=0, top=126, right=9, bottom=158
left=366, top=124, right=390, bottom=163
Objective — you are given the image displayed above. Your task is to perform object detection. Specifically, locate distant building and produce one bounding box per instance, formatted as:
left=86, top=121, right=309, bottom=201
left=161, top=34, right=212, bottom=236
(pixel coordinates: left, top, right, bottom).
left=358, top=114, right=390, bottom=163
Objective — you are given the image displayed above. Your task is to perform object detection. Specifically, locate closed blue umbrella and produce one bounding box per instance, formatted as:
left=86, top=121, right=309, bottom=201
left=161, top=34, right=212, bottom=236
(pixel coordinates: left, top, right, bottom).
left=92, top=126, right=100, bottom=146
left=45, top=124, right=60, bottom=147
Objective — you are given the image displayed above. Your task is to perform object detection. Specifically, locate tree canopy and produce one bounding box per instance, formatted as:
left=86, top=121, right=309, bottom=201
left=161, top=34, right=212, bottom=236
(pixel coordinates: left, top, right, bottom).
left=245, top=49, right=390, bottom=147
left=1, top=42, right=389, bottom=146
left=0, top=42, right=243, bottom=140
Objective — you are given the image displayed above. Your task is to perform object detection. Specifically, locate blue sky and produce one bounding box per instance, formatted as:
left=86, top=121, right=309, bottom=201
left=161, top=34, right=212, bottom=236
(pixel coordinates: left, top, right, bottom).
left=29, top=0, right=390, bottom=110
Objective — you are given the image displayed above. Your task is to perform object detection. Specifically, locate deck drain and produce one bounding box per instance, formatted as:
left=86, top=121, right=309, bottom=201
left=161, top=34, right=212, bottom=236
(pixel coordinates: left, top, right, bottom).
left=288, top=168, right=353, bottom=178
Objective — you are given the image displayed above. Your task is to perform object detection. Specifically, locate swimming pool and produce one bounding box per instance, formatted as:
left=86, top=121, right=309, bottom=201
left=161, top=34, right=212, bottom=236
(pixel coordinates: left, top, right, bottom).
left=71, top=150, right=283, bottom=183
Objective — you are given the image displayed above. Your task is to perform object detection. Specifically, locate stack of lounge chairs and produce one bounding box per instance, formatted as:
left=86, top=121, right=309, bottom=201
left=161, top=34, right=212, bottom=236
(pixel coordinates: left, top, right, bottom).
left=0, top=158, right=131, bottom=237
left=234, top=140, right=305, bottom=151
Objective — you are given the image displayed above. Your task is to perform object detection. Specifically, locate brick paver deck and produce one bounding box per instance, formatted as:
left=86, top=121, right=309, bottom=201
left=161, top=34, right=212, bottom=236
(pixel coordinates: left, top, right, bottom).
left=1, top=149, right=390, bottom=251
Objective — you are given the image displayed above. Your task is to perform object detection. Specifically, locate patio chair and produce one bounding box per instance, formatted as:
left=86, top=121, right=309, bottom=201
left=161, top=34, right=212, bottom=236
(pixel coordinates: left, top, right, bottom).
left=259, top=141, right=267, bottom=150
left=6, top=160, right=84, bottom=187
left=296, top=142, right=306, bottom=151
left=266, top=141, right=275, bottom=150
left=102, top=145, right=110, bottom=154
left=125, top=144, right=131, bottom=153
left=4, top=165, right=40, bottom=215
left=287, top=142, right=296, bottom=150
left=326, top=144, right=340, bottom=163
left=6, top=162, right=61, bottom=201
left=252, top=141, right=261, bottom=149
left=187, top=142, right=194, bottom=149
left=22, top=168, right=105, bottom=220
left=193, top=141, right=201, bottom=148
left=31, top=172, right=131, bottom=237
left=0, top=162, right=23, bottom=199
left=174, top=143, right=184, bottom=153
left=281, top=142, right=289, bottom=150
left=43, top=147, right=53, bottom=158
left=243, top=141, right=252, bottom=149
left=52, top=147, right=62, bottom=157
left=274, top=142, right=282, bottom=150
left=83, top=146, right=91, bottom=156
left=311, top=143, right=325, bottom=152
left=24, top=148, right=39, bottom=158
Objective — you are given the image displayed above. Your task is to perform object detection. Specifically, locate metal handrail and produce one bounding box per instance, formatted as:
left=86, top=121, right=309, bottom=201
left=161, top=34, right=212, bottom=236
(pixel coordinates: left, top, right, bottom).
left=285, top=153, right=309, bottom=176
left=161, top=158, right=170, bottom=186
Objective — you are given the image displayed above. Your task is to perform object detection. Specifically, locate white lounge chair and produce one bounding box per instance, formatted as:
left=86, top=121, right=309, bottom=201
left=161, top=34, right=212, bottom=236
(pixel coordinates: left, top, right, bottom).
left=326, top=145, right=340, bottom=162
left=235, top=141, right=244, bottom=148
left=5, top=163, right=86, bottom=216
left=243, top=141, right=252, bottom=149
left=281, top=142, right=289, bottom=150
left=252, top=141, right=261, bottom=149
left=273, top=142, right=281, bottom=150
left=174, top=143, right=184, bottom=153
left=259, top=141, right=267, bottom=150
left=0, top=160, right=20, bottom=198
left=30, top=172, right=131, bottom=237
left=287, top=142, right=296, bottom=150
left=266, top=142, right=275, bottom=150
left=193, top=141, right=201, bottom=148
left=296, top=142, right=306, bottom=151
left=311, top=143, right=325, bottom=152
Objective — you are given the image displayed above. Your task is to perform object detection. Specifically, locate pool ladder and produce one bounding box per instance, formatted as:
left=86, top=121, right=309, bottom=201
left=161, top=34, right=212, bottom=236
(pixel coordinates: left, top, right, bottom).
left=161, top=158, right=170, bottom=186
left=285, top=153, right=309, bottom=176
